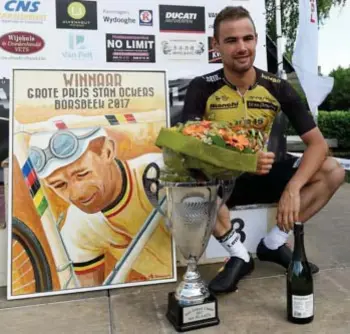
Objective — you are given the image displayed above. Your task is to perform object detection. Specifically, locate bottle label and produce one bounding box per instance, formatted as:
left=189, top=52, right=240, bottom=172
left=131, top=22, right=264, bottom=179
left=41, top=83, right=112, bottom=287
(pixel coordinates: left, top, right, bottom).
left=292, top=294, right=314, bottom=318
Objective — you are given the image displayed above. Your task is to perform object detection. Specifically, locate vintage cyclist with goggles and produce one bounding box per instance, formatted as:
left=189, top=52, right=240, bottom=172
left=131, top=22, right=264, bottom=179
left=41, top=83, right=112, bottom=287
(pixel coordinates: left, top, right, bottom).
left=28, top=126, right=173, bottom=287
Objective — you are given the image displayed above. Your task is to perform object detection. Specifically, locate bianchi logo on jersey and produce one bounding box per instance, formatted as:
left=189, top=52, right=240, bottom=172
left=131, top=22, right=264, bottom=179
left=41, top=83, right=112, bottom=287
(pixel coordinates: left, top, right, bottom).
left=209, top=102, right=239, bottom=110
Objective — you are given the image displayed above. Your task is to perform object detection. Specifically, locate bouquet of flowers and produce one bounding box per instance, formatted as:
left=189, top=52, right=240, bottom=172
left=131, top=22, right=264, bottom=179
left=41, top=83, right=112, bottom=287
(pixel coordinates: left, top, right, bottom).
left=155, top=120, right=268, bottom=181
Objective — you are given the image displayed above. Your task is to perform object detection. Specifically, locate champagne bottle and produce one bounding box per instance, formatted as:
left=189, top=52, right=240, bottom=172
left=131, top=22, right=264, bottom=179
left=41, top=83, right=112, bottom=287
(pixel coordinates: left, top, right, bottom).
left=286, top=222, right=314, bottom=324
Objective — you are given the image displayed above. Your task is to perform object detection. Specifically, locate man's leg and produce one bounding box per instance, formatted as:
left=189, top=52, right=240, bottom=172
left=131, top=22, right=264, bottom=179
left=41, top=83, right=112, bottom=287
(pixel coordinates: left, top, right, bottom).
left=257, top=156, right=345, bottom=271
left=208, top=172, right=272, bottom=294
left=208, top=202, right=254, bottom=293
left=295, top=157, right=345, bottom=222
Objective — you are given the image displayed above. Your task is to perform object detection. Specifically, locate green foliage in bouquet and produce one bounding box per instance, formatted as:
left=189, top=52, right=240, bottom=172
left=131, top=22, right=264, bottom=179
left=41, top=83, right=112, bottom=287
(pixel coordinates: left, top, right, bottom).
left=156, top=120, right=267, bottom=181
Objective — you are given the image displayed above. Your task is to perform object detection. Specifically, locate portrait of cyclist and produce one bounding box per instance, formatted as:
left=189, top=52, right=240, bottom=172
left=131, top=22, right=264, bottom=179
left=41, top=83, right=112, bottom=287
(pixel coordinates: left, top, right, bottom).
left=181, top=6, right=346, bottom=294
left=28, top=127, right=173, bottom=288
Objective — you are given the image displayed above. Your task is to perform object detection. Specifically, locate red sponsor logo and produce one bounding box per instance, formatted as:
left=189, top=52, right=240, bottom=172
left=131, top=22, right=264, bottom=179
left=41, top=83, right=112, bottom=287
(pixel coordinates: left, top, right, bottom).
left=0, top=31, right=44, bottom=54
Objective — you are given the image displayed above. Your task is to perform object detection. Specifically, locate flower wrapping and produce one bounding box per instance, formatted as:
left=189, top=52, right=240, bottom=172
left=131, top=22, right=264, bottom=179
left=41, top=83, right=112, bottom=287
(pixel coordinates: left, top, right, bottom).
left=155, top=121, right=267, bottom=181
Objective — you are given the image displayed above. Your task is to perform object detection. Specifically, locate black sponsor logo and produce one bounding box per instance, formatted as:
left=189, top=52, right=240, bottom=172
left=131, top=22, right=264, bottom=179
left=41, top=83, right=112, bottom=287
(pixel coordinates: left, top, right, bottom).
left=56, top=0, right=97, bottom=30
left=159, top=5, right=205, bottom=33
left=208, top=37, right=221, bottom=63
left=210, top=102, right=239, bottom=110
left=247, top=101, right=278, bottom=112
left=214, top=95, right=229, bottom=102
left=106, top=34, right=155, bottom=63
left=234, top=118, right=267, bottom=129
left=139, top=10, right=153, bottom=26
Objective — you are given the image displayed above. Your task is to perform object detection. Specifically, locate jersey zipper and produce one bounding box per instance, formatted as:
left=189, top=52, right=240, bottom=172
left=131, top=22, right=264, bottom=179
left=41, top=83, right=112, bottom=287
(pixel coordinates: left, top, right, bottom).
left=237, top=89, right=248, bottom=126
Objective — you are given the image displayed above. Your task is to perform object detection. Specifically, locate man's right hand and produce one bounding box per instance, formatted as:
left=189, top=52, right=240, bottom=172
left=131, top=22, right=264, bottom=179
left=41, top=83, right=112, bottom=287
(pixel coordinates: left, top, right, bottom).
left=255, top=151, right=275, bottom=175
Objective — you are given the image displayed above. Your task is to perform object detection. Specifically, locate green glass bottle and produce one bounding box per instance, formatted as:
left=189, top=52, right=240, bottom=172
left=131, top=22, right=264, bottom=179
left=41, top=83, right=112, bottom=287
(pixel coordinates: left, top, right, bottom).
left=286, top=222, right=314, bottom=324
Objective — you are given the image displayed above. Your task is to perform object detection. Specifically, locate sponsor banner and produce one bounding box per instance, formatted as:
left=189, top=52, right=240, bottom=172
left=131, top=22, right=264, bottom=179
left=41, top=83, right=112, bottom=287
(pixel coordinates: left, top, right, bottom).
left=0, top=0, right=47, bottom=24
left=207, top=11, right=217, bottom=31
left=101, top=9, right=137, bottom=25
left=59, top=32, right=94, bottom=62
left=0, top=31, right=45, bottom=60
left=208, top=37, right=221, bottom=64
left=106, top=34, right=155, bottom=63
left=99, top=6, right=154, bottom=29
left=56, top=0, right=98, bottom=30
left=159, top=5, right=205, bottom=33
left=160, top=38, right=205, bottom=60
left=139, top=9, right=153, bottom=26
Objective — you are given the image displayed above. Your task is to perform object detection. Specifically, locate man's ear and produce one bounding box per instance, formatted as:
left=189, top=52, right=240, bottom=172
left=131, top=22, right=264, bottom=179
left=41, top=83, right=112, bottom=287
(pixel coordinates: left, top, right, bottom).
left=101, top=137, right=116, bottom=163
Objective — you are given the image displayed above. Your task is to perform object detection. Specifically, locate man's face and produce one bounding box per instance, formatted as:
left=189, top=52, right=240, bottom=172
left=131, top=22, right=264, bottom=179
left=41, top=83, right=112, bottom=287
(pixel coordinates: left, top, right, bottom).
left=213, top=18, right=257, bottom=73
left=44, top=141, right=116, bottom=214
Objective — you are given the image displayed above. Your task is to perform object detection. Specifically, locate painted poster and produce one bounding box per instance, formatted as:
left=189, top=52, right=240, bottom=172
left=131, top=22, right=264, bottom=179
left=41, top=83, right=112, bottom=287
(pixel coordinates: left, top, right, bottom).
left=8, top=68, right=176, bottom=299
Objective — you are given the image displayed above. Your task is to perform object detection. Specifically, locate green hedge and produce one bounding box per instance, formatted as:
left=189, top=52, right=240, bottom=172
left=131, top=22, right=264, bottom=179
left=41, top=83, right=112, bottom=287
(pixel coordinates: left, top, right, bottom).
left=286, top=111, right=350, bottom=149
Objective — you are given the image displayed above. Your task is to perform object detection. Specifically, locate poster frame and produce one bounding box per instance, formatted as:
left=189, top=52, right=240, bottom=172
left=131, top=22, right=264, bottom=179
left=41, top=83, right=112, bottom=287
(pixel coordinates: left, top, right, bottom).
left=7, top=66, right=177, bottom=300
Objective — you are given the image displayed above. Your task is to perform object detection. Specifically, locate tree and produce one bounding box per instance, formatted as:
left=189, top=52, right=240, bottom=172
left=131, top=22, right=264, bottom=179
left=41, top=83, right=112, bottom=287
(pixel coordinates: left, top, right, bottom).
left=319, top=66, right=350, bottom=111
left=265, top=0, right=347, bottom=57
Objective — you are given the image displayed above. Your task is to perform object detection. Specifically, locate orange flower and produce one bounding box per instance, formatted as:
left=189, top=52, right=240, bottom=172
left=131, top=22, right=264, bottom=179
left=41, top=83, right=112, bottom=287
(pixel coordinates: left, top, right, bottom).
left=182, top=125, right=206, bottom=136
left=231, top=125, right=243, bottom=132
left=236, top=135, right=249, bottom=146
left=200, top=120, right=211, bottom=128
left=218, top=129, right=229, bottom=138
left=225, top=134, right=249, bottom=150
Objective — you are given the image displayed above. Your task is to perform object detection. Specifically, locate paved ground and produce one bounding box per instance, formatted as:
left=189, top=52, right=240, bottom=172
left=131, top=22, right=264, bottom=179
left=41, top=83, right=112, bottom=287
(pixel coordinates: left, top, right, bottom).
left=0, top=183, right=349, bottom=334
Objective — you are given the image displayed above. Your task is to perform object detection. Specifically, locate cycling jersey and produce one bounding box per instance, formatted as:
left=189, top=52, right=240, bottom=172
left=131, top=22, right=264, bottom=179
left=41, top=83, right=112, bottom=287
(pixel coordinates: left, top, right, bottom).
left=181, top=67, right=316, bottom=138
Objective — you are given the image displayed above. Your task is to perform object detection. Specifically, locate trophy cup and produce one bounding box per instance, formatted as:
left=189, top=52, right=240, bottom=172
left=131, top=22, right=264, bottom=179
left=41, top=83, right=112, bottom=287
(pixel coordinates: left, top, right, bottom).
left=160, top=179, right=235, bottom=332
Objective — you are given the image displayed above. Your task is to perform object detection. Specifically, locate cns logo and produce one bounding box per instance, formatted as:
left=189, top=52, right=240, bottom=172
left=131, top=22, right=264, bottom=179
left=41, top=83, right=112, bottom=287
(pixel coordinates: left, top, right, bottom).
left=1, top=0, right=46, bottom=22
left=4, top=0, right=40, bottom=12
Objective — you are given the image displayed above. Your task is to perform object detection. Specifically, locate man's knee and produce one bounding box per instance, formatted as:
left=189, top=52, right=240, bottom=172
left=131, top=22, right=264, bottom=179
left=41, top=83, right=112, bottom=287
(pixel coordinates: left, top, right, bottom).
left=316, top=157, right=346, bottom=189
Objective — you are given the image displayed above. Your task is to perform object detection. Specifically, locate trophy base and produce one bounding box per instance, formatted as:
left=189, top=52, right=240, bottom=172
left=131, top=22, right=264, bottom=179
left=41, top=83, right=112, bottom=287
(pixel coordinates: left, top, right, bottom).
left=166, top=292, right=220, bottom=332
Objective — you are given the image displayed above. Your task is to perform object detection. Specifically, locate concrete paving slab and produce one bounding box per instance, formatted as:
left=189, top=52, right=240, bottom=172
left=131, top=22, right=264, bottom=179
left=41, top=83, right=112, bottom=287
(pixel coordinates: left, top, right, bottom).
left=0, top=286, right=108, bottom=310
left=109, top=268, right=350, bottom=334
left=0, top=296, right=110, bottom=334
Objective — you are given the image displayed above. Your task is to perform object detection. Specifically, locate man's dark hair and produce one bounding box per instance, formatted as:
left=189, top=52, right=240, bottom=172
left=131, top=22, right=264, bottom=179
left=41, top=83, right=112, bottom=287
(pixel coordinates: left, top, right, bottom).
left=213, top=6, right=256, bottom=40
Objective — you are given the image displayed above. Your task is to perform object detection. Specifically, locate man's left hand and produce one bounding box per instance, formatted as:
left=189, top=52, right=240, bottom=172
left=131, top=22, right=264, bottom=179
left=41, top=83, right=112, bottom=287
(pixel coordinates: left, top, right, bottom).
left=276, top=187, right=301, bottom=232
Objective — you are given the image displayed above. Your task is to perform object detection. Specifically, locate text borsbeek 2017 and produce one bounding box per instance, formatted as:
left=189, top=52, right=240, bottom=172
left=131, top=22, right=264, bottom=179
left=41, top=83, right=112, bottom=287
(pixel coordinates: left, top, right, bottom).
left=54, top=98, right=130, bottom=110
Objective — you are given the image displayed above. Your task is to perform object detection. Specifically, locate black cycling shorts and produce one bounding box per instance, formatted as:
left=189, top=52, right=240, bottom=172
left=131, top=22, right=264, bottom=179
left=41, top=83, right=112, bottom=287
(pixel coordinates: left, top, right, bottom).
left=226, top=155, right=300, bottom=208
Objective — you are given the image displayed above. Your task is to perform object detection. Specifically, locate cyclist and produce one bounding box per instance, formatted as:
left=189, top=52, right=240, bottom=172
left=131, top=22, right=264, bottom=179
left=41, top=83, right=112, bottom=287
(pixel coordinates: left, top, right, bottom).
left=181, top=6, right=345, bottom=293
left=28, top=127, right=173, bottom=287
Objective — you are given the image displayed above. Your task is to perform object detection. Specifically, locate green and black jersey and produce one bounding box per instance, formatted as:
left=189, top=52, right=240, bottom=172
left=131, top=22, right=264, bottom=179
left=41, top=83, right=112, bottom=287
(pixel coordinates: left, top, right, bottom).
left=181, top=67, right=316, bottom=138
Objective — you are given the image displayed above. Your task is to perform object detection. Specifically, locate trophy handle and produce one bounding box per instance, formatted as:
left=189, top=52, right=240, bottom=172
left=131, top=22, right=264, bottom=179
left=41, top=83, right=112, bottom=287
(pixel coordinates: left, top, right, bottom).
left=217, top=179, right=236, bottom=208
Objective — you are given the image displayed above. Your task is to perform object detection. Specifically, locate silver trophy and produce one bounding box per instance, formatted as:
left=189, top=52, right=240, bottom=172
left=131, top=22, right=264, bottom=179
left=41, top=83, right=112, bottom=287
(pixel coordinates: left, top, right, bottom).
left=160, top=179, right=235, bottom=332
